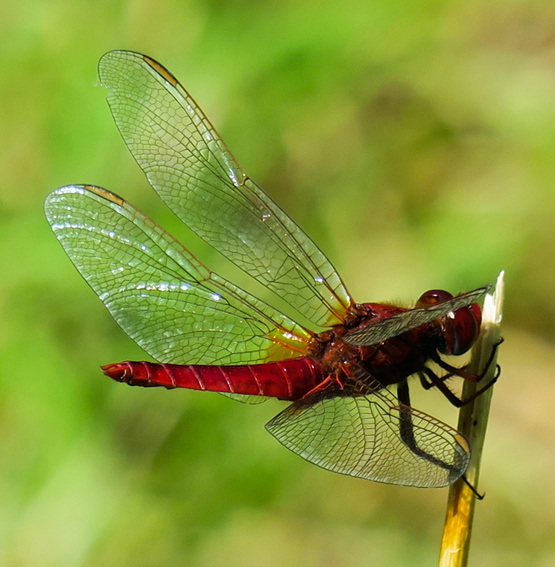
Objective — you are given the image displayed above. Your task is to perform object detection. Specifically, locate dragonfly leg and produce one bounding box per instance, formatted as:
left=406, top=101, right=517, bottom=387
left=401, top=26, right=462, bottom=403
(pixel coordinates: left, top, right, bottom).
left=421, top=338, right=503, bottom=407
left=297, top=372, right=344, bottom=403
left=420, top=367, right=466, bottom=406
left=461, top=474, right=485, bottom=500
left=432, top=338, right=503, bottom=382
left=458, top=365, right=500, bottom=407
left=396, top=380, right=456, bottom=473
left=421, top=362, right=500, bottom=408
left=418, top=370, right=442, bottom=391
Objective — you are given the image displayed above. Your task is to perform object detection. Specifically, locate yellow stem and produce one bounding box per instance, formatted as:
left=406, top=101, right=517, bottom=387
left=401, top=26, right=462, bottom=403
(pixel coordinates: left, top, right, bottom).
left=439, top=272, right=504, bottom=567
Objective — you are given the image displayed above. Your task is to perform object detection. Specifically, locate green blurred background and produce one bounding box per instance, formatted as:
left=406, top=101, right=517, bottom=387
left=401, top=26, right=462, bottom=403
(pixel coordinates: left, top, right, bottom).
left=2, top=0, right=555, bottom=565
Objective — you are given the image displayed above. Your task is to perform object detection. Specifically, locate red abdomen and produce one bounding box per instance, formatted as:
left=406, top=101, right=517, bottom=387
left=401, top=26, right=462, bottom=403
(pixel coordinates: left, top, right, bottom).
left=102, top=357, right=323, bottom=401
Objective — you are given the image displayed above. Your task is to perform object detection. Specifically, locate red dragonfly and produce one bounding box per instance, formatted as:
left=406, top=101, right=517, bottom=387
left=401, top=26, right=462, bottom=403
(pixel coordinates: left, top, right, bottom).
left=45, top=51, right=492, bottom=488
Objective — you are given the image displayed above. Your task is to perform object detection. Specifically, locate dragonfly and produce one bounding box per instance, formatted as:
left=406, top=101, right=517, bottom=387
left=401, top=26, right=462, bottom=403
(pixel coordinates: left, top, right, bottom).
left=45, top=50, right=494, bottom=488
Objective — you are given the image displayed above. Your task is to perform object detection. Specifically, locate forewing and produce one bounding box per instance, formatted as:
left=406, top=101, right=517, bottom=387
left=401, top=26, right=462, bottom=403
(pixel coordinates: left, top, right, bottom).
left=344, top=286, right=490, bottom=347
left=265, top=379, right=469, bottom=487
left=98, top=50, right=352, bottom=328
left=44, top=185, right=311, bottom=365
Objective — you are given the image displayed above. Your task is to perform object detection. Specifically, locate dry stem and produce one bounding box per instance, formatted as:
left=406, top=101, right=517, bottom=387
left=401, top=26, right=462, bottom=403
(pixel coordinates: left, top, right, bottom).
left=438, top=271, right=504, bottom=567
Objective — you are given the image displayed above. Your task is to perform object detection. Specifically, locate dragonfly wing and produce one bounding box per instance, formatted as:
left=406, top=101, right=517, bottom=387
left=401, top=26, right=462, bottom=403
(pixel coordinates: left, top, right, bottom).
left=45, top=185, right=311, bottom=365
left=265, top=377, right=469, bottom=487
left=344, top=286, right=490, bottom=347
left=98, top=50, right=352, bottom=328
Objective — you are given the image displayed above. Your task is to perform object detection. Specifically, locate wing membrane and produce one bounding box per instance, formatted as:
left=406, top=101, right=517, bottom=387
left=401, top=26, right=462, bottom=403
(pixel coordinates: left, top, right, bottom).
left=98, top=50, right=351, bottom=328
left=44, top=185, right=311, bottom=365
left=344, top=287, right=490, bottom=347
left=266, top=377, right=469, bottom=487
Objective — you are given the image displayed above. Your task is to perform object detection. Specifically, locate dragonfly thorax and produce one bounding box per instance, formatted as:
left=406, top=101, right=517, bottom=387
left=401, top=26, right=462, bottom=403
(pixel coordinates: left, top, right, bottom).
left=307, top=301, right=442, bottom=389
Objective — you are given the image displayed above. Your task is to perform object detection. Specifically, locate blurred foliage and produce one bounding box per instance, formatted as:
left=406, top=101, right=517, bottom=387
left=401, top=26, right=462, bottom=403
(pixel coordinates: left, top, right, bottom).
left=1, top=0, right=555, bottom=566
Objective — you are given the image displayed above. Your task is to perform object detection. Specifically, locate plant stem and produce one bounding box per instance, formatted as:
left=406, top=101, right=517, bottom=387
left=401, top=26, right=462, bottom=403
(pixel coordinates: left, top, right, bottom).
left=438, top=271, right=504, bottom=567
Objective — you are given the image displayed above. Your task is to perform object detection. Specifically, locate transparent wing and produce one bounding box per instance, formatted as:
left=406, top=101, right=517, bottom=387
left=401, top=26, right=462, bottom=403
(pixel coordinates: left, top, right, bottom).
left=265, top=377, right=470, bottom=487
left=344, top=287, right=490, bottom=347
left=98, top=50, right=352, bottom=328
left=44, top=185, right=312, bottom=365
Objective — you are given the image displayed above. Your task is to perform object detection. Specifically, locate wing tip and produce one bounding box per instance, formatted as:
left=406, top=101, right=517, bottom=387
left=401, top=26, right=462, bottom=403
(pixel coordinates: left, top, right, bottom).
left=82, top=184, right=126, bottom=206
left=45, top=184, right=126, bottom=207
left=142, top=55, right=179, bottom=87
left=98, top=49, right=179, bottom=89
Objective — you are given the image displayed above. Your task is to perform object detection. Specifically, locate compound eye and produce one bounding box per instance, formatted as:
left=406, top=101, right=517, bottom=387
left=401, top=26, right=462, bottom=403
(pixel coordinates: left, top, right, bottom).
left=415, top=289, right=482, bottom=356
left=415, top=289, right=453, bottom=308
left=440, top=303, right=482, bottom=356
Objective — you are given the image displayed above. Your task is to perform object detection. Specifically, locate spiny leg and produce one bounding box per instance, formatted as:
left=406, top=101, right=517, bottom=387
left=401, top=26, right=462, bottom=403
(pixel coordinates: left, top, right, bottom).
left=420, top=338, right=503, bottom=407
left=432, top=338, right=503, bottom=383
left=421, top=363, right=500, bottom=408
left=397, top=380, right=457, bottom=473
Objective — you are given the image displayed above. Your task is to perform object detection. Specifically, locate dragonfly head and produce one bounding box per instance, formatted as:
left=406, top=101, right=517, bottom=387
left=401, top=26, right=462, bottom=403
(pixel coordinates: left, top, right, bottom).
left=416, top=290, right=482, bottom=356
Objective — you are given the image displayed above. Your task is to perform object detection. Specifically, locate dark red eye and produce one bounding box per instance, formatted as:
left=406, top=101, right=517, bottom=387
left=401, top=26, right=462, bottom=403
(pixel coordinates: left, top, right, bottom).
left=440, top=304, right=481, bottom=355
left=416, top=289, right=482, bottom=356
left=416, top=289, right=454, bottom=307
